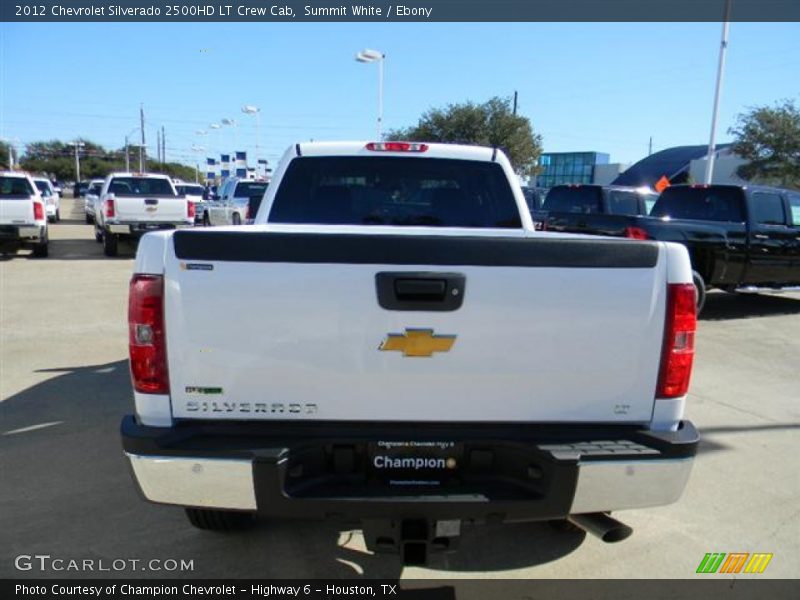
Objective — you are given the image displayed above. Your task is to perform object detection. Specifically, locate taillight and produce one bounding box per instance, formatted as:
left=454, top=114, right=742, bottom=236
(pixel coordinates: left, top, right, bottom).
left=656, top=283, right=696, bottom=399
left=365, top=141, right=428, bottom=152
left=128, top=274, right=169, bottom=394
left=105, top=198, right=116, bottom=218
left=187, top=200, right=195, bottom=219
left=624, top=226, right=650, bottom=240
left=33, top=202, right=44, bottom=221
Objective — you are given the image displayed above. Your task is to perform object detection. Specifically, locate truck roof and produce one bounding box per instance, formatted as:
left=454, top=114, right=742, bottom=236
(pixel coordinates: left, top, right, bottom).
left=105, top=172, right=172, bottom=179
left=294, top=141, right=499, bottom=162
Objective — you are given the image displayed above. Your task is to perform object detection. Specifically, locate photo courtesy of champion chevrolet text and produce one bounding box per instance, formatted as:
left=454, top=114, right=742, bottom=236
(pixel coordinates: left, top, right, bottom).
left=1, top=1, right=799, bottom=599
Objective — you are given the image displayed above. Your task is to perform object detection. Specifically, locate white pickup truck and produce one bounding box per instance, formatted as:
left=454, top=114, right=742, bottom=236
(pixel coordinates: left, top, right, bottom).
left=0, top=171, right=49, bottom=257
left=95, top=172, right=195, bottom=256
left=121, top=142, right=699, bottom=564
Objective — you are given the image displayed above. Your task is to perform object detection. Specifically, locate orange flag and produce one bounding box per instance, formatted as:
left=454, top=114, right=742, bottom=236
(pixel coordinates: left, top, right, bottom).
left=655, top=176, right=671, bottom=193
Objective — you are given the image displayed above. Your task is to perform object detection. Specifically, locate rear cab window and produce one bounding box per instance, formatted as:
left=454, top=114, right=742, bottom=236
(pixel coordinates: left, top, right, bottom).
left=542, top=186, right=603, bottom=214
left=0, top=176, right=35, bottom=198
left=268, top=157, right=522, bottom=228
left=605, top=190, right=640, bottom=216
left=651, top=186, right=746, bottom=222
left=108, top=177, right=176, bottom=197
left=234, top=181, right=269, bottom=199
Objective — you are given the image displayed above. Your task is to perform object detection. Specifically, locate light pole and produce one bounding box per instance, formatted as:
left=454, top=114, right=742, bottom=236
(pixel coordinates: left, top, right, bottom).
left=191, top=144, right=206, bottom=183
left=241, top=105, right=261, bottom=166
left=1, top=137, right=19, bottom=169
left=355, top=49, right=386, bottom=139
left=221, top=118, right=238, bottom=152
left=209, top=123, right=221, bottom=157
left=704, top=0, right=732, bottom=184
left=69, top=141, right=85, bottom=183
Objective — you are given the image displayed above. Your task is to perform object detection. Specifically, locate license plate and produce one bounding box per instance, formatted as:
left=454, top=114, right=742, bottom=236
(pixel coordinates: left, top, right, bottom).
left=368, top=440, right=463, bottom=485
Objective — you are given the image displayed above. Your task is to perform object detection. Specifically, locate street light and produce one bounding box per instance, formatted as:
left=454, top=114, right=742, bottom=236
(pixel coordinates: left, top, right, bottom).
left=221, top=118, right=238, bottom=152
left=191, top=144, right=206, bottom=183
left=208, top=123, right=221, bottom=156
left=355, top=48, right=386, bottom=139
left=1, top=137, right=20, bottom=169
left=241, top=105, right=261, bottom=167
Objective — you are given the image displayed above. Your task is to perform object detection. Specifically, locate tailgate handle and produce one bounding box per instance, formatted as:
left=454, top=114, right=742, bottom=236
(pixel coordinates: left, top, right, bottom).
left=376, top=272, right=466, bottom=312
left=144, top=198, right=159, bottom=205
left=394, top=278, right=446, bottom=301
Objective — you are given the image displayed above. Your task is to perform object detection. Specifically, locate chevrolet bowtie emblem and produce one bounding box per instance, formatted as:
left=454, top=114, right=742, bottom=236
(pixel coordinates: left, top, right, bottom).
left=379, top=328, right=456, bottom=358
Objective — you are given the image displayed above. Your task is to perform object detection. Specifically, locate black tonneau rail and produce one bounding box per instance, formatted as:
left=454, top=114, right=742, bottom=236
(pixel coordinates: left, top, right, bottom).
left=173, top=231, right=659, bottom=269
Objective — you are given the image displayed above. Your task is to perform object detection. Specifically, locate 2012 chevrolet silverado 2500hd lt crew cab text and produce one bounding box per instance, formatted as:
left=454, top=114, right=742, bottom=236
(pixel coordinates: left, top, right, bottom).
left=121, top=141, right=699, bottom=564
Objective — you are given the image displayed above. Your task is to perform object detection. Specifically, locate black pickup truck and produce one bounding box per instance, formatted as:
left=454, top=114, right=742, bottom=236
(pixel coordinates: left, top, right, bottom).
left=536, top=184, right=658, bottom=235
left=543, top=184, right=800, bottom=311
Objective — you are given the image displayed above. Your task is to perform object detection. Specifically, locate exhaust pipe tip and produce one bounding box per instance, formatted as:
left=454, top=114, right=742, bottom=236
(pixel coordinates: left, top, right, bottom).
left=568, top=512, right=633, bottom=543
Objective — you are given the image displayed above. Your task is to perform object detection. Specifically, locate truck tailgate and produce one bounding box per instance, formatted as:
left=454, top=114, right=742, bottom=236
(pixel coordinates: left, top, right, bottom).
left=163, top=228, right=667, bottom=424
left=0, top=198, right=34, bottom=224
left=115, top=195, right=186, bottom=221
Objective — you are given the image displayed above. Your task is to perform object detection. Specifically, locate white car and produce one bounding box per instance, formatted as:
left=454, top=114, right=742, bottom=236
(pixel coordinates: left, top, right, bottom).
left=95, top=172, right=195, bottom=257
left=122, top=141, right=698, bottom=564
left=206, top=177, right=268, bottom=226
left=175, top=183, right=206, bottom=225
left=0, top=171, right=49, bottom=257
left=84, top=178, right=105, bottom=224
left=32, top=177, right=61, bottom=223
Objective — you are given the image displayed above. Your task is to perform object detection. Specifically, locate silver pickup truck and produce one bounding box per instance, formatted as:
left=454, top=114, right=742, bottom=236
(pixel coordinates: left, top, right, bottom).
left=95, top=172, right=195, bottom=256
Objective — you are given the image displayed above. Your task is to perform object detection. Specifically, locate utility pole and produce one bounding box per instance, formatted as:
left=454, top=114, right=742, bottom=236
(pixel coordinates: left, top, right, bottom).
left=139, top=103, right=146, bottom=173
left=124, top=136, right=130, bottom=171
left=513, top=90, right=518, bottom=116
left=648, top=136, right=653, bottom=156
left=70, top=141, right=85, bottom=183
left=704, top=0, right=732, bottom=184
left=156, top=130, right=161, bottom=164
left=161, top=126, right=166, bottom=164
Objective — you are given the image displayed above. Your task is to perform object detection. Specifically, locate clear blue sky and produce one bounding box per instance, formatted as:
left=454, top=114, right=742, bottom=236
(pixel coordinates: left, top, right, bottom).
left=1, top=21, right=798, bottom=169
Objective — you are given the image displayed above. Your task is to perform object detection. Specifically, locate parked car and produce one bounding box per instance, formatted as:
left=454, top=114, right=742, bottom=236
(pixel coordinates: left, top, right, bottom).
left=521, top=185, right=546, bottom=213
left=32, top=177, right=61, bottom=223
left=175, top=183, right=207, bottom=225
left=122, top=141, right=698, bottom=565
left=206, top=177, right=268, bottom=226
left=84, top=179, right=105, bottom=224
left=51, top=180, right=64, bottom=196
left=536, top=184, right=658, bottom=234
left=0, top=171, right=49, bottom=257
left=94, top=172, right=195, bottom=257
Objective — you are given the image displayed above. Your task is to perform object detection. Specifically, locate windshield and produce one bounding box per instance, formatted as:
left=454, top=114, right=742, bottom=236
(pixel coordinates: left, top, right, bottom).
left=87, top=183, right=103, bottom=196
left=177, top=185, right=204, bottom=196
left=0, top=176, right=35, bottom=198
left=34, top=181, right=52, bottom=195
left=543, top=186, right=603, bottom=214
left=234, top=181, right=269, bottom=198
left=651, top=187, right=745, bottom=222
left=108, top=177, right=175, bottom=197
left=269, top=156, right=521, bottom=228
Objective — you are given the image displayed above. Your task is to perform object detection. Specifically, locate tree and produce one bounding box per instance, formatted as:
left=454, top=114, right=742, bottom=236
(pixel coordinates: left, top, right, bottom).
left=729, top=100, right=800, bottom=189
left=387, top=96, right=543, bottom=176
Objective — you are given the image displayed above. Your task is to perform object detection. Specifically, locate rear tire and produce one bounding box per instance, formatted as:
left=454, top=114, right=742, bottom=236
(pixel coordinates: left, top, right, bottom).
left=32, top=235, right=49, bottom=258
left=692, top=271, right=707, bottom=315
left=203, top=213, right=211, bottom=227
left=103, top=232, right=118, bottom=257
left=185, top=508, right=255, bottom=531
left=85, top=213, right=93, bottom=224
left=55, top=209, right=61, bottom=223
left=232, top=213, right=241, bottom=226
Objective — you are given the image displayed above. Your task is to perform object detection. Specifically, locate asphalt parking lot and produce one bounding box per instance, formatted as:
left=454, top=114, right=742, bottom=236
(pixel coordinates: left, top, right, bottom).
left=1, top=197, right=798, bottom=580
